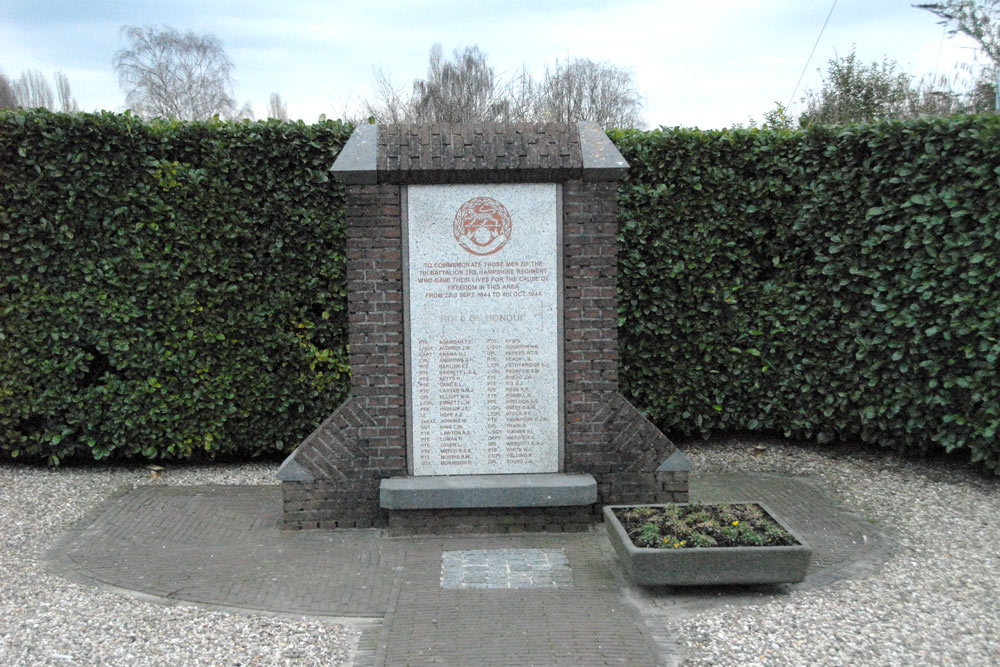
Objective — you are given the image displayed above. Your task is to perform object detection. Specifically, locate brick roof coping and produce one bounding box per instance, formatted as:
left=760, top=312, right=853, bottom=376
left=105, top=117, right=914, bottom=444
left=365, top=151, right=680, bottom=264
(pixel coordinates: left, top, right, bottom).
left=331, top=121, right=628, bottom=185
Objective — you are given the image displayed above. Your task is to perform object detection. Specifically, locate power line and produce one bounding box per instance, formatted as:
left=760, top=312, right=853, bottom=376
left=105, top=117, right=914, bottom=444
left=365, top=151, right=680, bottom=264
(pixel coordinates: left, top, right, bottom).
left=933, top=24, right=946, bottom=81
left=787, top=0, right=839, bottom=108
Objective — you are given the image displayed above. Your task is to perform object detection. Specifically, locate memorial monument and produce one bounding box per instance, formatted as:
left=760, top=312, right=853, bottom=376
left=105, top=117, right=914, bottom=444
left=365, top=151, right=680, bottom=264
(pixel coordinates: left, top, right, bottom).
left=278, top=122, right=689, bottom=533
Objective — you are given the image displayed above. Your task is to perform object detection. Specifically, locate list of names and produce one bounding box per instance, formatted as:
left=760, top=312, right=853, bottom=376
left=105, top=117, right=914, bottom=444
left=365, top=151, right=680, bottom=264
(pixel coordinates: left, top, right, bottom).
left=407, top=184, right=560, bottom=476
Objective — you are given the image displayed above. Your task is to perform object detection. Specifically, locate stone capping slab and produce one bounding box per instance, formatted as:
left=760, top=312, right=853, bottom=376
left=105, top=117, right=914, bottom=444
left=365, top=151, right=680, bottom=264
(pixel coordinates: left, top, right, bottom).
left=656, top=449, right=693, bottom=473
left=329, top=123, right=377, bottom=184
left=275, top=450, right=314, bottom=482
left=577, top=121, right=629, bottom=181
left=380, top=473, right=598, bottom=510
left=329, top=122, right=629, bottom=184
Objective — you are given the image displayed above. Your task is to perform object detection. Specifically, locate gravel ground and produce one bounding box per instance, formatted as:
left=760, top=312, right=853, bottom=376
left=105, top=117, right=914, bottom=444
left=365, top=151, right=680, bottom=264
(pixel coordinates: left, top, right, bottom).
left=0, top=461, right=359, bottom=667
left=2, top=437, right=998, bottom=666
left=672, top=435, right=1000, bottom=666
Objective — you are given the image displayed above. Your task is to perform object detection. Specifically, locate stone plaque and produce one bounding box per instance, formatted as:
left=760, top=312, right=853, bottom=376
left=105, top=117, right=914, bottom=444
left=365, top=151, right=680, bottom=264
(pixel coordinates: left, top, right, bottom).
left=406, top=183, right=561, bottom=476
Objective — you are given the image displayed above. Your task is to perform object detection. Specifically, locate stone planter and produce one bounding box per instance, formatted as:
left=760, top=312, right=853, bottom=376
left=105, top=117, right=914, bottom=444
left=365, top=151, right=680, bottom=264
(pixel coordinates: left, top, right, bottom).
left=603, top=503, right=812, bottom=586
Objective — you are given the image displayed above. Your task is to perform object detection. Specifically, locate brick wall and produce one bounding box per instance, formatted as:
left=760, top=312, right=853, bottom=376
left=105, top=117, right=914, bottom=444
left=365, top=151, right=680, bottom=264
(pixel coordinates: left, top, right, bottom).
left=562, top=179, right=620, bottom=478
left=377, top=123, right=583, bottom=184
left=281, top=124, right=687, bottom=531
left=385, top=506, right=595, bottom=536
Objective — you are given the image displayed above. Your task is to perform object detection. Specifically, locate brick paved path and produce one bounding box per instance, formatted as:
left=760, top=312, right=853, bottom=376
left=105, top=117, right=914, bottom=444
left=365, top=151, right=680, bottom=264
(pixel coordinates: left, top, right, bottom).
left=50, top=486, right=400, bottom=616
left=47, top=474, right=891, bottom=666
left=356, top=534, right=658, bottom=666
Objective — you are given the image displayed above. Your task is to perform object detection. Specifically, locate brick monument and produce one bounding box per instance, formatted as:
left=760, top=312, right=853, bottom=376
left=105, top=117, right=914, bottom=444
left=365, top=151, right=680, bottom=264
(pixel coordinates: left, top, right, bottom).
left=277, top=122, right=689, bottom=532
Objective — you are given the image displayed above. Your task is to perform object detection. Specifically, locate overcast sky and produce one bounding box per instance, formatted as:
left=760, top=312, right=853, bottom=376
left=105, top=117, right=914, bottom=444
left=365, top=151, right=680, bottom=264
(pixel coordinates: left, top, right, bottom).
left=0, top=0, right=987, bottom=128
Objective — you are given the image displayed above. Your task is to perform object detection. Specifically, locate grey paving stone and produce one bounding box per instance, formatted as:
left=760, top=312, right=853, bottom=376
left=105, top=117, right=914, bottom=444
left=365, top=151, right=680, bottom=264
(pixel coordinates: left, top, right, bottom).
left=440, top=548, right=573, bottom=590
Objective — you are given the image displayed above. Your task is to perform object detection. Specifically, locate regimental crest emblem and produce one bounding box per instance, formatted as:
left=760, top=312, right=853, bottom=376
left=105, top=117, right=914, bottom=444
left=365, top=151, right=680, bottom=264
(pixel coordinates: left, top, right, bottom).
left=453, top=197, right=512, bottom=256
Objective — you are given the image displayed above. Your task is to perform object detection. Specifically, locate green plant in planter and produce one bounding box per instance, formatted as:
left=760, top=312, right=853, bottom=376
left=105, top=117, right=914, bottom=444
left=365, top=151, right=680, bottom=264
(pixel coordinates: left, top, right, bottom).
left=604, top=502, right=813, bottom=585
left=637, top=522, right=662, bottom=547
left=616, top=503, right=798, bottom=549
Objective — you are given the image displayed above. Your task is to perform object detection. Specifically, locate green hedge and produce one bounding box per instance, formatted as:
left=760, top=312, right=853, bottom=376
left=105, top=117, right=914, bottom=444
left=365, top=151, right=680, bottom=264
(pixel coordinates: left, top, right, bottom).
left=612, top=116, right=1000, bottom=473
left=1, top=110, right=352, bottom=464
left=3, top=111, right=999, bottom=473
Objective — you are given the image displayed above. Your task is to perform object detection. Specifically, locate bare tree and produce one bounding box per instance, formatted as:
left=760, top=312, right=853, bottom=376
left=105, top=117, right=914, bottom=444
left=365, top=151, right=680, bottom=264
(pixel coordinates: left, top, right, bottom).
left=360, top=44, right=644, bottom=127
left=1, top=70, right=78, bottom=112
left=12, top=69, right=54, bottom=109
left=505, top=65, right=539, bottom=121
left=362, top=68, right=414, bottom=123
left=411, top=44, right=509, bottom=122
left=113, top=25, right=243, bottom=120
left=54, top=71, right=78, bottom=112
left=0, top=72, right=17, bottom=109
left=362, top=45, right=509, bottom=123
left=267, top=92, right=288, bottom=120
left=531, top=58, right=644, bottom=128
left=232, top=102, right=255, bottom=121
